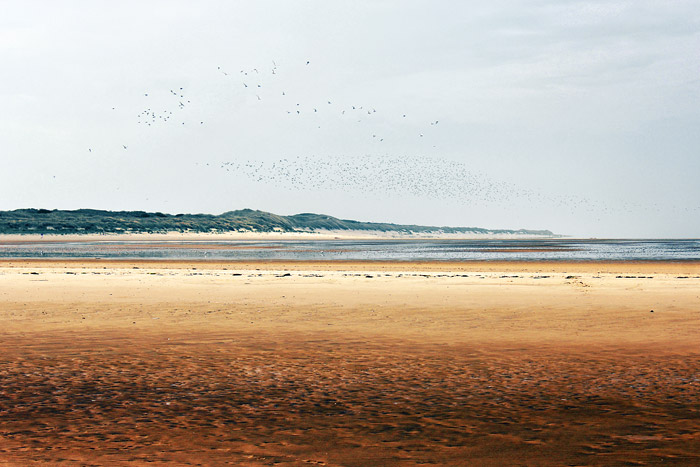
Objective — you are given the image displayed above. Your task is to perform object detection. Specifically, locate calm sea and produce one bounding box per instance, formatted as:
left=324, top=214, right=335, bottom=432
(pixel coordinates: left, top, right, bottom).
left=1, top=239, right=699, bottom=261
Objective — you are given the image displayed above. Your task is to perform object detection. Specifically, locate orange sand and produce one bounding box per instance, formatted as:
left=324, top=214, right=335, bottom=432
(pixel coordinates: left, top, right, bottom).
left=0, top=260, right=699, bottom=465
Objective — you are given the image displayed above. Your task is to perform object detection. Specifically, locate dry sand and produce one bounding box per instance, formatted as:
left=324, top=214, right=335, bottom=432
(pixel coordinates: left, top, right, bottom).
left=1, top=260, right=699, bottom=465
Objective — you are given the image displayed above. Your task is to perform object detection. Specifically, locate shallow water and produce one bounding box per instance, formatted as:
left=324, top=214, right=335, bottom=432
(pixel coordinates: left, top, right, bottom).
left=1, top=238, right=699, bottom=261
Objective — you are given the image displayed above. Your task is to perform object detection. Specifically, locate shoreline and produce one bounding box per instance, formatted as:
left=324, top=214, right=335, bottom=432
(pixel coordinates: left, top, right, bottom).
left=0, top=230, right=561, bottom=242
left=2, top=258, right=700, bottom=273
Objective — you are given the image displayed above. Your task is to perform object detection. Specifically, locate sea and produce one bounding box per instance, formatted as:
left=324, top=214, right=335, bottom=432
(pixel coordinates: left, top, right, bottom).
left=1, top=238, right=699, bottom=261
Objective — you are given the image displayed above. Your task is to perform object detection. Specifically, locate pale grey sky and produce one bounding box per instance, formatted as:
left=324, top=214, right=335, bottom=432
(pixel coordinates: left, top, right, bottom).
left=1, top=0, right=699, bottom=236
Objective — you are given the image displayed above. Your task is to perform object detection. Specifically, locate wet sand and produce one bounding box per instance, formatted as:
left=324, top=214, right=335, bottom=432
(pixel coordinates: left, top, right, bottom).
left=1, top=260, right=700, bottom=465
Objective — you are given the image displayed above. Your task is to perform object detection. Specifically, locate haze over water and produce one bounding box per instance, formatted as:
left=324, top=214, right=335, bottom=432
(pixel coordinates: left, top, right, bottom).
left=3, top=239, right=699, bottom=261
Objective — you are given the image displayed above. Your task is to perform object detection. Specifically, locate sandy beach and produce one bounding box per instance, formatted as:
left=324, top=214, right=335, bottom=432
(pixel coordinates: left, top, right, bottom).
left=1, top=259, right=700, bottom=465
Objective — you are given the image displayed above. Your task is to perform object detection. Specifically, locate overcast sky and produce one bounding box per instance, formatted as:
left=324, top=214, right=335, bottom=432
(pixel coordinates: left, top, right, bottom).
left=2, top=1, right=699, bottom=237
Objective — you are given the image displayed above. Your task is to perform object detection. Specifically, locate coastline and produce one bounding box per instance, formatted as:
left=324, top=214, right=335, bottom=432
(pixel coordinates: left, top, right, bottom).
left=0, top=229, right=560, bottom=243
left=2, top=258, right=700, bottom=274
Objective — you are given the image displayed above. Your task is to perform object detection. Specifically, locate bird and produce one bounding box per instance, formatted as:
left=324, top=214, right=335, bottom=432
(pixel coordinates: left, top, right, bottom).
left=122, top=145, right=128, bottom=149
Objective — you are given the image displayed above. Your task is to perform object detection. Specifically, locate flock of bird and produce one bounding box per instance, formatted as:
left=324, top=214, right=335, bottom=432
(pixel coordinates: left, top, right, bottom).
left=200, top=60, right=589, bottom=207
left=213, top=154, right=500, bottom=201
left=215, top=59, right=441, bottom=144
left=209, top=153, right=605, bottom=212
left=101, top=59, right=597, bottom=211
left=111, top=58, right=441, bottom=152
left=100, top=59, right=696, bottom=216
left=133, top=87, right=205, bottom=128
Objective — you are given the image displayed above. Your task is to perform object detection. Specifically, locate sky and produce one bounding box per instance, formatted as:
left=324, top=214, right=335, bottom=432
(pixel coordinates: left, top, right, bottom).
left=1, top=0, right=699, bottom=237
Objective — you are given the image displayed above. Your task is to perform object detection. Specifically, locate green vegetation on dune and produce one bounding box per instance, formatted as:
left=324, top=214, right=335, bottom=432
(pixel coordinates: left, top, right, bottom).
left=0, top=208, right=554, bottom=236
